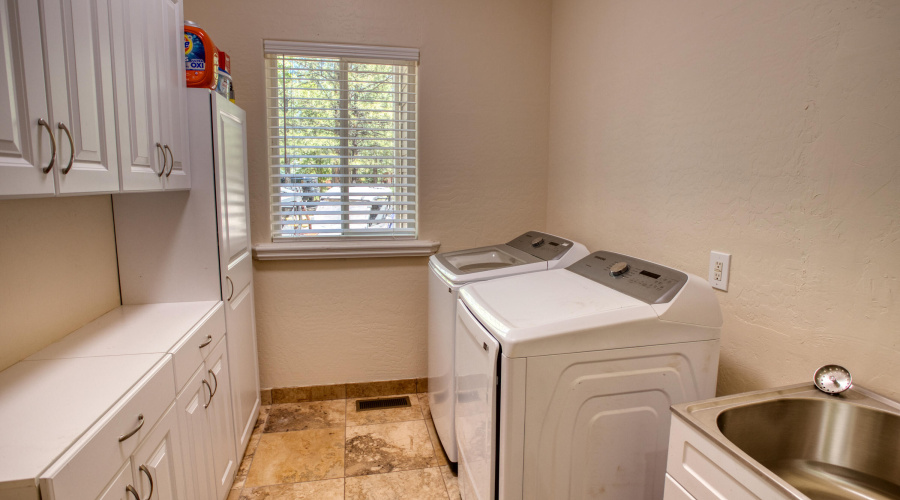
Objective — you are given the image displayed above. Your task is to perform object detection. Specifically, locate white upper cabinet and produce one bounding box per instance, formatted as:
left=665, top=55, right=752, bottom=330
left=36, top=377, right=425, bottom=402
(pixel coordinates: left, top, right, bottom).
left=43, top=0, right=120, bottom=194
left=0, top=0, right=55, bottom=197
left=114, top=0, right=189, bottom=192
left=157, top=0, right=190, bottom=190
left=0, top=0, right=189, bottom=197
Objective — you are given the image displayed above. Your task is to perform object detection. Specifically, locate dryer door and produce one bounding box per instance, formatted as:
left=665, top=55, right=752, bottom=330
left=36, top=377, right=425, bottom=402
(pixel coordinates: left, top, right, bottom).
left=455, top=300, right=500, bottom=500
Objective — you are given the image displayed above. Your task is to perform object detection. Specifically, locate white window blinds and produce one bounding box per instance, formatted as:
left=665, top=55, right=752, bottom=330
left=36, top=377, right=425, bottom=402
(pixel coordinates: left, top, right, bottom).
left=265, top=41, right=418, bottom=240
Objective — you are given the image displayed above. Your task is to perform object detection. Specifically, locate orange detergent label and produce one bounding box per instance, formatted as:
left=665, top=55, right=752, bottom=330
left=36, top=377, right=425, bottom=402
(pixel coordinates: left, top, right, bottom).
left=184, top=25, right=218, bottom=89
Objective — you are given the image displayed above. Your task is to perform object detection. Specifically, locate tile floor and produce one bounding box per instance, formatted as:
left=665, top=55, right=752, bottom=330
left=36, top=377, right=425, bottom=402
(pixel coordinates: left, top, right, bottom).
left=228, top=393, right=460, bottom=500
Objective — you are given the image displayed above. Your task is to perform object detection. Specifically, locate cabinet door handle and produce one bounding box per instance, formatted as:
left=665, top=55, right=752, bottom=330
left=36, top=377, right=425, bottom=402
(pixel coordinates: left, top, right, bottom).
left=202, top=379, right=212, bottom=408
left=126, top=485, right=140, bottom=500
left=37, top=118, right=56, bottom=173
left=118, top=413, right=144, bottom=442
left=156, top=143, right=166, bottom=177
left=226, top=276, right=234, bottom=301
left=164, top=145, right=174, bottom=177
left=58, top=122, right=74, bottom=174
left=199, top=334, right=213, bottom=349
left=139, top=464, right=154, bottom=500
left=208, top=369, right=218, bottom=398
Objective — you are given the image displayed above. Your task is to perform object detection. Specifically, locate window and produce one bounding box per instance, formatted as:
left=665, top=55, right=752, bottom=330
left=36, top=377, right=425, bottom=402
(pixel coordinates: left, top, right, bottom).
left=265, top=41, right=418, bottom=240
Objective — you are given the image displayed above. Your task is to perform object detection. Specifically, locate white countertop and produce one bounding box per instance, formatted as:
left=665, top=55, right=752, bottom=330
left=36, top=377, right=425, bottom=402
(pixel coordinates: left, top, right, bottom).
left=0, top=355, right=164, bottom=487
left=28, top=301, right=220, bottom=360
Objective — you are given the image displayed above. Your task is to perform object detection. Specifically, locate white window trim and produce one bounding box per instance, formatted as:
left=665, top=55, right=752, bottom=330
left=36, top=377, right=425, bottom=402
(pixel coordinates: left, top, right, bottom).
left=264, top=40, right=421, bottom=249
left=253, top=239, right=440, bottom=260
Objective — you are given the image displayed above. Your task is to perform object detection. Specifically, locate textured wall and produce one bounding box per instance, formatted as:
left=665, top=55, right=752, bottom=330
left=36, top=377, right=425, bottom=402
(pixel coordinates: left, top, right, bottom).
left=184, top=0, right=552, bottom=388
left=548, top=0, right=900, bottom=399
left=0, top=196, right=121, bottom=371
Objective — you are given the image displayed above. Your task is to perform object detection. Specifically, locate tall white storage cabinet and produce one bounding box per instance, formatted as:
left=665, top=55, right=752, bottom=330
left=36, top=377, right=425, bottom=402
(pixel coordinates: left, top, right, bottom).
left=113, top=90, right=261, bottom=466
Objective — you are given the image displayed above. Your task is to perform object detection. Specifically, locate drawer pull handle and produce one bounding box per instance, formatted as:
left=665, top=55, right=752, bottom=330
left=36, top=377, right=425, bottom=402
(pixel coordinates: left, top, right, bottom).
left=226, top=276, right=234, bottom=301
left=126, top=485, right=140, bottom=500
left=58, top=122, right=74, bottom=174
left=118, top=413, right=144, bottom=442
left=164, top=144, right=174, bottom=177
left=208, top=369, right=218, bottom=398
left=139, top=464, right=154, bottom=500
left=203, top=379, right=212, bottom=409
left=156, top=143, right=166, bottom=177
left=199, top=334, right=213, bottom=349
left=37, top=118, right=56, bottom=173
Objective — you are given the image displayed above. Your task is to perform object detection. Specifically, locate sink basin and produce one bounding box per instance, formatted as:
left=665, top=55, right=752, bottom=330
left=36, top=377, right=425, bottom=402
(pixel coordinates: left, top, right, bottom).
left=717, top=398, right=900, bottom=499
left=671, top=383, right=900, bottom=500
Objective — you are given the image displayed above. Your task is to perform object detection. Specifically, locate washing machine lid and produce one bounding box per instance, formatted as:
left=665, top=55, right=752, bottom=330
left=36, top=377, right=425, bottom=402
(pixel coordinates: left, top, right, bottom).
left=430, top=231, right=588, bottom=285
left=459, top=262, right=721, bottom=358
left=430, top=244, right=546, bottom=284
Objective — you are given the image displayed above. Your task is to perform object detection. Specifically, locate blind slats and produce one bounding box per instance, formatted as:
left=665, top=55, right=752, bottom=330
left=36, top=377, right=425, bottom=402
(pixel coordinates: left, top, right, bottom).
left=267, top=48, right=418, bottom=239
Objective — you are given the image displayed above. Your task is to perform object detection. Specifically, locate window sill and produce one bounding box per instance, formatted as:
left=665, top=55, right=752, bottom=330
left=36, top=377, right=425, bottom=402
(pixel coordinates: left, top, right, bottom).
left=253, top=239, right=441, bottom=260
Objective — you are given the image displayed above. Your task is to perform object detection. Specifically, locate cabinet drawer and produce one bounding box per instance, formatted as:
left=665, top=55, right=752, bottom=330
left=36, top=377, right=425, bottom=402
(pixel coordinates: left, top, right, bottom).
left=39, top=357, right=176, bottom=500
left=171, top=303, right=225, bottom=391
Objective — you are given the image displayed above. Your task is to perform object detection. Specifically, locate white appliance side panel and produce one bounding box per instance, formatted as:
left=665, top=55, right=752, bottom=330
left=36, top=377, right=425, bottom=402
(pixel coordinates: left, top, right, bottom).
left=522, top=340, right=720, bottom=500
left=112, top=90, right=220, bottom=304
left=455, top=302, right=499, bottom=500
left=427, top=264, right=459, bottom=462
left=497, top=354, right=526, bottom=500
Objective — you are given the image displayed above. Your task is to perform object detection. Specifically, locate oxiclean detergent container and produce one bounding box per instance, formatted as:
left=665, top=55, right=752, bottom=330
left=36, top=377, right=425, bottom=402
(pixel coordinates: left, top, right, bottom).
left=184, top=21, right=218, bottom=89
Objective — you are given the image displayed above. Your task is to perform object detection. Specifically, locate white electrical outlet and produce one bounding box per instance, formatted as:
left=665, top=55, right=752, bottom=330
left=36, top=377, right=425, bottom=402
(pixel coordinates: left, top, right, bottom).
left=709, top=251, right=731, bottom=291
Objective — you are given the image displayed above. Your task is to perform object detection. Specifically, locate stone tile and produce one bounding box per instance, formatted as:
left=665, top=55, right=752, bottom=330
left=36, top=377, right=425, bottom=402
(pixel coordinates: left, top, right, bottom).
left=251, top=406, right=270, bottom=438
left=245, top=429, right=344, bottom=487
left=345, top=468, right=448, bottom=500
left=425, top=416, right=449, bottom=466
left=346, top=394, right=423, bottom=426
left=260, top=389, right=272, bottom=406
left=440, top=465, right=460, bottom=500
left=416, top=377, right=429, bottom=393
left=272, top=384, right=346, bottom=403
left=345, top=420, right=437, bottom=477
left=346, top=379, right=417, bottom=398
left=418, top=393, right=431, bottom=419
left=239, top=478, right=344, bottom=500
left=265, top=400, right=345, bottom=433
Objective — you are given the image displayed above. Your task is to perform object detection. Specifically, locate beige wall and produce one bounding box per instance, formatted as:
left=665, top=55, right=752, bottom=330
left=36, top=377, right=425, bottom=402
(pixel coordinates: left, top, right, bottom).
left=0, top=196, right=121, bottom=371
left=548, top=0, right=900, bottom=399
left=184, top=0, right=552, bottom=388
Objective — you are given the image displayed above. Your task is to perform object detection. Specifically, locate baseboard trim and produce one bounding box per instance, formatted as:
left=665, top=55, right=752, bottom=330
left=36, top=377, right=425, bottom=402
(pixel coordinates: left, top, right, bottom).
left=262, top=377, right=428, bottom=405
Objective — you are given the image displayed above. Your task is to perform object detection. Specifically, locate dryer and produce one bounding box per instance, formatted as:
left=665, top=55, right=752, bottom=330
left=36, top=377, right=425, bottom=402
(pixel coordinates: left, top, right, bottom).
left=428, top=231, right=588, bottom=462
left=455, top=251, right=722, bottom=499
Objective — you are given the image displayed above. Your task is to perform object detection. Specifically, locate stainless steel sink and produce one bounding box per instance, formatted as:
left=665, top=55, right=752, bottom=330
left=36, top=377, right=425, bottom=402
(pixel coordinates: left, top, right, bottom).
left=672, top=383, right=900, bottom=500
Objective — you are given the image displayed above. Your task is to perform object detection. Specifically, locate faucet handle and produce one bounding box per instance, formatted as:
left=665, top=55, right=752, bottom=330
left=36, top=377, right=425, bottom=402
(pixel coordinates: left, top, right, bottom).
left=814, top=364, right=852, bottom=394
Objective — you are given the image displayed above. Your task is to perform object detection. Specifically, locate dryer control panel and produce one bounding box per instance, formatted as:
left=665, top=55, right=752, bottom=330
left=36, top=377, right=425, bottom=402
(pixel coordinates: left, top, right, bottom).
left=507, top=231, right=575, bottom=261
left=567, top=251, right=688, bottom=304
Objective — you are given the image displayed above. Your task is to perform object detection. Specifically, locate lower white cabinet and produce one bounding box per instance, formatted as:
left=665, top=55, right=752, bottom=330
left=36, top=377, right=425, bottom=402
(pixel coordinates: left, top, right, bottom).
left=176, top=338, right=236, bottom=500
left=130, top=406, right=186, bottom=500
left=95, top=462, right=136, bottom=500
left=0, top=302, right=247, bottom=500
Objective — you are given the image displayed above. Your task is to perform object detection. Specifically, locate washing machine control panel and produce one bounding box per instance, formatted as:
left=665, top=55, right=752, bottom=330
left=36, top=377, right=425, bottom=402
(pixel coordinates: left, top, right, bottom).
left=566, top=251, right=689, bottom=304
left=507, top=231, right=575, bottom=261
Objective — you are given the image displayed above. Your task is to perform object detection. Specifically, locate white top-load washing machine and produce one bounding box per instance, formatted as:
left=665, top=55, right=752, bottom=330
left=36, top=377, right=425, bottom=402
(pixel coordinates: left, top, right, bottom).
left=455, top=251, right=723, bottom=500
left=428, top=231, right=589, bottom=463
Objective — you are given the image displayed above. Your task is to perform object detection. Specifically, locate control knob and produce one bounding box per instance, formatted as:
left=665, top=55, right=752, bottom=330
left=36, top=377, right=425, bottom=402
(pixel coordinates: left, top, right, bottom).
left=531, top=237, right=545, bottom=248
left=610, top=261, right=630, bottom=277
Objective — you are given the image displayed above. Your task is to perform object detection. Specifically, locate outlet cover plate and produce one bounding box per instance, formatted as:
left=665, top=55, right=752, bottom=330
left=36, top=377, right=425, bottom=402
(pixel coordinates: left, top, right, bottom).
left=709, top=251, right=731, bottom=291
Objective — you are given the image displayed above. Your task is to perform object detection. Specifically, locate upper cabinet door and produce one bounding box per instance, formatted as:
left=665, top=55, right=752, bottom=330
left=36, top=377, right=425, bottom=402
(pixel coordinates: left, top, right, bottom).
left=111, top=0, right=166, bottom=191
left=158, top=0, right=190, bottom=190
left=0, top=0, right=55, bottom=197
left=42, top=0, right=120, bottom=194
